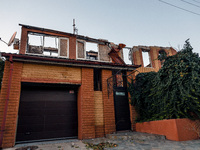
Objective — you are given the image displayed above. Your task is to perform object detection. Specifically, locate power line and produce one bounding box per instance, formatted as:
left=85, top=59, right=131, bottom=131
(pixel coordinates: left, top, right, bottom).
left=158, top=0, right=200, bottom=16
left=193, top=0, right=200, bottom=4
left=181, top=0, right=200, bottom=8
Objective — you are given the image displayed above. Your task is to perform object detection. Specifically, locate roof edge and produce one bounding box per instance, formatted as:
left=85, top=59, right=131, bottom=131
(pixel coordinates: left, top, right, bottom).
left=19, top=24, right=109, bottom=44
left=2, top=53, right=140, bottom=70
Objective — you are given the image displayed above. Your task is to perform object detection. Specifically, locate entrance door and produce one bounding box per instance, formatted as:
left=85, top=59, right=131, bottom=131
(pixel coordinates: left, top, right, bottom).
left=16, top=83, right=78, bottom=143
left=114, top=88, right=131, bottom=131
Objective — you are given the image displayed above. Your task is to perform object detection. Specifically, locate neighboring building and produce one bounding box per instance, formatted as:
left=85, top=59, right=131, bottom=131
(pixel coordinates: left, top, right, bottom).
left=131, top=46, right=177, bottom=73
left=0, top=24, right=140, bottom=148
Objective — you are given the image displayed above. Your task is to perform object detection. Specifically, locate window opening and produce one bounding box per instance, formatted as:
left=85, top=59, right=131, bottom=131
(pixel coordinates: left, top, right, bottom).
left=27, top=33, right=68, bottom=57
left=158, top=50, right=167, bottom=67
left=142, top=50, right=152, bottom=67
left=27, top=34, right=43, bottom=54
left=86, top=42, right=98, bottom=60
left=43, top=36, right=58, bottom=56
left=28, top=34, right=43, bottom=46
left=94, top=68, right=102, bottom=91
left=123, top=48, right=132, bottom=65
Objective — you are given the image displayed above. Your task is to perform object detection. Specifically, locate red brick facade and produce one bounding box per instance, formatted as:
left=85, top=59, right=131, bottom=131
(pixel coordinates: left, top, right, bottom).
left=102, top=70, right=116, bottom=134
left=78, top=68, right=95, bottom=139
left=0, top=61, right=23, bottom=148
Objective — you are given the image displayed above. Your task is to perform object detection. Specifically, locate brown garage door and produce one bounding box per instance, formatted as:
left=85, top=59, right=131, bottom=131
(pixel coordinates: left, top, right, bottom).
left=16, top=83, right=78, bottom=143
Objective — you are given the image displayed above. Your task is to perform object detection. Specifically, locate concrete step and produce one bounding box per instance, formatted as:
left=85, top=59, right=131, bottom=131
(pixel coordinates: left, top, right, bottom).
left=106, top=131, right=166, bottom=141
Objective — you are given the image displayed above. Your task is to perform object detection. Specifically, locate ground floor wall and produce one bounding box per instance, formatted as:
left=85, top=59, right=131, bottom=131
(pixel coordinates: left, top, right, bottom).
left=0, top=61, right=136, bottom=148
left=0, top=61, right=23, bottom=148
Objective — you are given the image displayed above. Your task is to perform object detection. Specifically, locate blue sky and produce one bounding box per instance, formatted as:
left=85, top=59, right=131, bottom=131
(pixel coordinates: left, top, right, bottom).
left=0, top=0, right=200, bottom=55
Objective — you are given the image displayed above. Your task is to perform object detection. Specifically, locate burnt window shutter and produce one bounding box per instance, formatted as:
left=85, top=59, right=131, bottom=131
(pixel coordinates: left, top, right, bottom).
left=60, top=38, right=68, bottom=57
left=99, top=44, right=110, bottom=62
left=77, top=41, right=85, bottom=58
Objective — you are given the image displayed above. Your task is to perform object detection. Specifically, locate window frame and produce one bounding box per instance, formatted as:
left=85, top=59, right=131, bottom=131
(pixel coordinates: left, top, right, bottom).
left=26, top=33, right=69, bottom=58
left=141, top=49, right=152, bottom=68
left=76, top=40, right=100, bottom=61
left=76, top=39, right=113, bottom=62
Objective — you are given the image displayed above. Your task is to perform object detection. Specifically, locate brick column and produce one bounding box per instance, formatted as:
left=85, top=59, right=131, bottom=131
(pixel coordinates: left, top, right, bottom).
left=102, top=69, right=115, bottom=135
left=129, top=105, right=137, bottom=131
left=94, top=91, right=104, bottom=138
left=127, top=71, right=137, bottom=131
left=69, top=36, right=77, bottom=59
left=78, top=68, right=95, bottom=139
left=19, top=27, right=28, bottom=54
left=0, top=61, right=23, bottom=148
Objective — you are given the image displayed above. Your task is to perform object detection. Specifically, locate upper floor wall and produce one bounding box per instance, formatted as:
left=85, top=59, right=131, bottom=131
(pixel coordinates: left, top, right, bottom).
left=17, top=24, right=177, bottom=68
left=132, top=46, right=177, bottom=72
left=18, top=24, right=124, bottom=63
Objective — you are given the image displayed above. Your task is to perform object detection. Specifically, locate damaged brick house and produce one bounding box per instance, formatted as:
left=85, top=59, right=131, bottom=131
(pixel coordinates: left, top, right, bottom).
left=0, top=24, right=177, bottom=148
left=0, top=24, right=140, bottom=148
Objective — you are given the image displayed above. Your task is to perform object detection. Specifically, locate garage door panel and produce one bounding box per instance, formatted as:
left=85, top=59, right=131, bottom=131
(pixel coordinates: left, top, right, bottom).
left=16, top=132, right=44, bottom=141
left=18, top=116, right=44, bottom=125
left=44, top=101, right=76, bottom=108
left=16, top=83, right=78, bottom=142
left=20, top=92, right=48, bottom=101
left=19, top=108, right=45, bottom=116
left=19, top=101, right=45, bottom=108
left=44, top=122, right=78, bottom=131
left=43, top=96, right=76, bottom=102
left=44, top=115, right=77, bottom=124
left=17, top=124, right=44, bottom=133
left=43, top=129, right=78, bottom=139
left=44, top=108, right=77, bottom=115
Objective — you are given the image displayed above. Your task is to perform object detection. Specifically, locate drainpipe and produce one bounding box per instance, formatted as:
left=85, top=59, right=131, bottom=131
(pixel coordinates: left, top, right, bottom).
left=0, top=55, right=13, bottom=148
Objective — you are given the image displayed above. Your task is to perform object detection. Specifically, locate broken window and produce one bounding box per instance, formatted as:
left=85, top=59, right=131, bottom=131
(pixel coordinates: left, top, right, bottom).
left=94, top=68, right=102, bottom=91
left=122, top=48, right=132, bottom=65
left=86, top=42, right=98, bottom=60
left=142, top=49, right=152, bottom=67
left=27, top=33, right=68, bottom=57
left=76, top=40, right=99, bottom=60
left=43, top=36, right=58, bottom=56
left=28, top=34, right=43, bottom=54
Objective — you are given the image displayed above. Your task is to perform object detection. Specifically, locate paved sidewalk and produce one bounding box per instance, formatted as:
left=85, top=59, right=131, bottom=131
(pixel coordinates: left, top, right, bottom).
left=3, top=133, right=200, bottom=150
